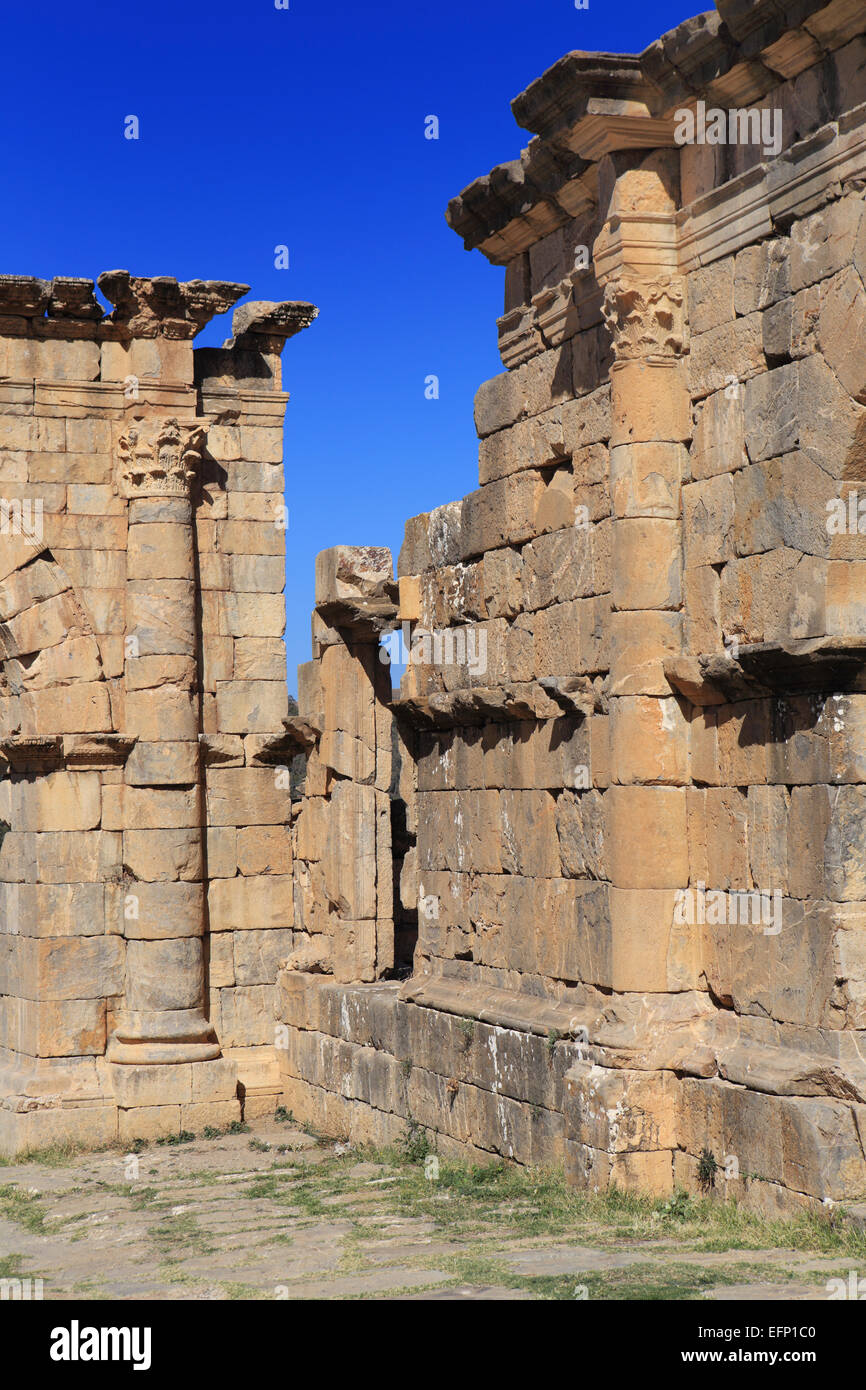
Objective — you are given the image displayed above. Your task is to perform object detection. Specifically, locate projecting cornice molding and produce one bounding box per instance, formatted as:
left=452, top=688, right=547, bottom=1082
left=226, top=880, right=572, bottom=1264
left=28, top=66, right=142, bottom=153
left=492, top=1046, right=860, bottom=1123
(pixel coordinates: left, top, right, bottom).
left=445, top=0, right=866, bottom=263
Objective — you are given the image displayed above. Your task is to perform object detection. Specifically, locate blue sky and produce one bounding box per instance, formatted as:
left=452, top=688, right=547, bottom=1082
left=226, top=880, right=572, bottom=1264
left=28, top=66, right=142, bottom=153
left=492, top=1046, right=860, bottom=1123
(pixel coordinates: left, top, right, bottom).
left=2, top=0, right=697, bottom=685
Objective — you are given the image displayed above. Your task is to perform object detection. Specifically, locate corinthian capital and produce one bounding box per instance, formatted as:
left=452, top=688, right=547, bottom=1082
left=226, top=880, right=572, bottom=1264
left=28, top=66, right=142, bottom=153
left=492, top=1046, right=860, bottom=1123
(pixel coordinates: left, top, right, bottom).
left=601, top=273, right=687, bottom=361
left=117, top=416, right=206, bottom=498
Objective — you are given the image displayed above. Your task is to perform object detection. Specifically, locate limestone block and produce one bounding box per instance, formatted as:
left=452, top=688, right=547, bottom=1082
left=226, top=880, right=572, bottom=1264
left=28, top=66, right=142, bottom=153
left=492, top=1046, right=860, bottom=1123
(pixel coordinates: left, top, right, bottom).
left=683, top=474, right=734, bottom=568
left=473, top=345, right=573, bottom=438
left=687, top=313, right=765, bottom=400
left=609, top=695, right=690, bottom=786
left=227, top=492, right=284, bottom=522
left=533, top=595, right=610, bottom=675
left=64, top=485, right=122, bottom=518
left=224, top=593, right=286, bottom=638
left=610, top=360, right=690, bottom=445
left=787, top=786, right=832, bottom=899
left=690, top=387, right=748, bottom=479
left=125, top=680, right=197, bottom=740
left=742, top=363, right=799, bottom=463
left=110, top=1062, right=194, bottom=1108
left=688, top=258, right=734, bottom=333
left=43, top=515, right=127, bottom=552
left=799, top=354, right=866, bottom=480
left=219, top=519, right=284, bottom=556
left=0, top=557, right=68, bottom=619
left=208, top=931, right=235, bottom=987
left=12, top=935, right=124, bottom=1001
left=556, top=788, right=604, bottom=879
left=126, top=581, right=196, bottom=657
left=733, top=239, right=790, bottom=315
left=790, top=193, right=865, bottom=291
left=827, top=560, right=866, bottom=634
left=604, top=785, right=689, bottom=889
left=522, top=527, right=593, bottom=610
left=748, top=784, right=789, bottom=892
left=218, top=984, right=277, bottom=1046
left=780, top=1096, right=866, bottom=1201
left=118, top=1105, right=182, bottom=1144
left=9, top=771, right=101, bottom=832
left=215, top=680, right=289, bottom=733
left=612, top=519, right=681, bottom=610
left=125, top=937, right=204, bottom=1012
left=734, top=453, right=834, bottom=559
left=20, top=683, right=112, bottom=736
left=124, top=741, right=198, bottom=787
left=1, top=996, right=106, bottom=1056
left=206, top=766, right=291, bottom=827
left=225, top=461, right=284, bottom=495
left=122, top=829, right=202, bottom=883
left=825, top=786, right=866, bottom=901
left=818, top=265, right=866, bottom=403
left=3, top=591, right=80, bottom=656
left=206, top=827, right=237, bottom=879
left=461, top=473, right=546, bottom=557
left=6, top=882, right=106, bottom=937
left=233, top=637, right=287, bottom=681
left=688, top=785, right=750, bottom=890
left=720, top=548, right=826, bottom=644
left=705, top=897, right=837, bottom=1030
left=7, top=633, right=102, bottom=692
left=181, top=1099, right=241, bottom=1131
left=237, top=824, right=292, bottom=875
left=115, top=882, right=203, bottom=939
left=610, top=442, right=683, bottom=519
left=234, top=928, right=294, bottom=985
left=609, top=609, right=682, bottom=696
left=716, top=700, right=770, bottom=785
left=102, top=786, right=201, bottom=831
left=567, top=1062, right=680, bottom=1152
left=500, top=790, right=559, bottom=876
left=208, top=874, right=293, bottom=932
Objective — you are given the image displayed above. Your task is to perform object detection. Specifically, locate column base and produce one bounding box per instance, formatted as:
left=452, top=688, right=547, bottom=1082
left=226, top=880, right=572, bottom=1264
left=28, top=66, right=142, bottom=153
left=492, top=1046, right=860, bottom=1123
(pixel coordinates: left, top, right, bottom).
left=106, top=1009, right=221, bottom=1065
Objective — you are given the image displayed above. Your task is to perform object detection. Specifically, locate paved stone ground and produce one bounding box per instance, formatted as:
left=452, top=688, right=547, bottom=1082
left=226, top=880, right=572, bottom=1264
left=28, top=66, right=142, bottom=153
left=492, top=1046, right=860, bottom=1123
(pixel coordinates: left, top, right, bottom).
left=0, top=1116, right=862, bottom=1300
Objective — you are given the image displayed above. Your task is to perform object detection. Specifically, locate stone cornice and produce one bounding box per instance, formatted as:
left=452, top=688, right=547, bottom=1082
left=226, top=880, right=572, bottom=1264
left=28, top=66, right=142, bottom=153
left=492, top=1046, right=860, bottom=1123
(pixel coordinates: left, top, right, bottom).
left=445, top=0, right=865, bottom=263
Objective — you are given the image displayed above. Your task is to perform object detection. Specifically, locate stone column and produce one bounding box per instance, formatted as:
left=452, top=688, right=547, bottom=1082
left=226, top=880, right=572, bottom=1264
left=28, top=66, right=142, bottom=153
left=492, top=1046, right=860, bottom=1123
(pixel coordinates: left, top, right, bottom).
left=594, top=155, right=697, bottom=995
left=108, top=415, right=220, bottom=1065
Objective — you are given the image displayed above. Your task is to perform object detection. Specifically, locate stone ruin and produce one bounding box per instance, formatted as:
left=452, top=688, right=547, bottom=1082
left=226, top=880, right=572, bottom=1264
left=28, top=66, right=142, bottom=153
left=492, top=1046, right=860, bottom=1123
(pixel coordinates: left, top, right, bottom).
left=4, top=0, right=866, bottom=1216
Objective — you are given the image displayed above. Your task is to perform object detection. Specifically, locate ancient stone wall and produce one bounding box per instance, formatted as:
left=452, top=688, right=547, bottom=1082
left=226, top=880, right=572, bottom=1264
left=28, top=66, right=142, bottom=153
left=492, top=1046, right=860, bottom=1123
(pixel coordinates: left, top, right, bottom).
left=278, top=0, right=866, bottom=1214
left=0, top=274, right=315, bottom=1150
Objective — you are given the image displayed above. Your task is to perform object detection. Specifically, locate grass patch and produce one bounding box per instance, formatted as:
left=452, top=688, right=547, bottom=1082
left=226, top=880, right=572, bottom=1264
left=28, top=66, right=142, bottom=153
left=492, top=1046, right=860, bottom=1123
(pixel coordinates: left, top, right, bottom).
left=0, top=1184, right=48, bottom=1233
left=146, top=1211, right=215, bottom=1262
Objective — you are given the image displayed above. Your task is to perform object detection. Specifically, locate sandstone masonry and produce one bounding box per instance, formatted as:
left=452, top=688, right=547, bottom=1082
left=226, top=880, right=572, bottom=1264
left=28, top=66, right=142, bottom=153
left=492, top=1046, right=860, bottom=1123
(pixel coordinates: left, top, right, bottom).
left=278, top=0, right=866, bottom=1216
left=0, top=273, right=316, bottom=1148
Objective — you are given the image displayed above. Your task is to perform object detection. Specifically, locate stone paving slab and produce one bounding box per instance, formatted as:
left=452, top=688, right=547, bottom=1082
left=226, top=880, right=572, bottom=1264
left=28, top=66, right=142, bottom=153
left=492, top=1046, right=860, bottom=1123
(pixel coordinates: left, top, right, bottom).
left=0, top=1118, right=858, bottom=1301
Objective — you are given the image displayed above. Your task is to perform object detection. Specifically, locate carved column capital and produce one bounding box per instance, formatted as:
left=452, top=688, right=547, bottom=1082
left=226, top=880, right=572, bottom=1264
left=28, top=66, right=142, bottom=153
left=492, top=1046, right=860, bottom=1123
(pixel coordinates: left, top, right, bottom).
left=600, top=272, right=687, bottom=361
left=116, top=416, right=205, bottom=499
